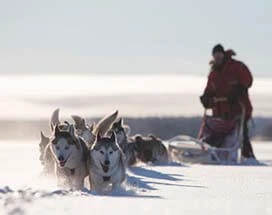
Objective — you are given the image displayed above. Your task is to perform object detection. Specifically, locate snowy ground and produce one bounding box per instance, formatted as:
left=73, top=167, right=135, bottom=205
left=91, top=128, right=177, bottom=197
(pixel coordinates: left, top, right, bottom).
left=0, top=141, right=272, bottom=215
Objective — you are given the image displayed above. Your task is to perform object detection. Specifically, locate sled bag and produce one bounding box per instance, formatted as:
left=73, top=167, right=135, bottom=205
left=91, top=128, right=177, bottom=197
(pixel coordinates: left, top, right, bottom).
left=199, top=117, right=237, bottom=147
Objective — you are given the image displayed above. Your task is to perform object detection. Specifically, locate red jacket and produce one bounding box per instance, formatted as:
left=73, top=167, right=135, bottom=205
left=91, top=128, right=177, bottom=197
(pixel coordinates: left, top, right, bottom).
left=204, top=50, right=253, bottom=119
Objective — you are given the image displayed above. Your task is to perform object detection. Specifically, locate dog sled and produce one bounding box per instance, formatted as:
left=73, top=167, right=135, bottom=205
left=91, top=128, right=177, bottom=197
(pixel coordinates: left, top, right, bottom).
left=168, top=98, right=246, bottom=165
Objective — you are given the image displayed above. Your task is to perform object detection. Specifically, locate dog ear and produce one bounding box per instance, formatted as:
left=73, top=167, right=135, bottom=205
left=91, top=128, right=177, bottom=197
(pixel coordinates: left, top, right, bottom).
left=117, top=118, right=123, bottom=126
left=68, top=124, right=75, bottom=136
left=89, top=122, right=95, bottom=131
left=93, top=110, right=118, bottom=136
left=53, top=124, right=61, bottom=137
left=71, top=115, right=85, bottom=129
left=96, top=132, right=102, bottom=142
left=40, top=131, right=47, bottom=140
left=110, top=132, right=116, bottom=142
left=40, top=131, right=49, bottom=150
left=50, top=108, right=60, bottom=131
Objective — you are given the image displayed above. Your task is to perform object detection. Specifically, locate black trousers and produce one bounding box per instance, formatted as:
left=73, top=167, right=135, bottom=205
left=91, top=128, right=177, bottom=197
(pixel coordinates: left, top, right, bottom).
left=242, top=120, right=255, bottom=158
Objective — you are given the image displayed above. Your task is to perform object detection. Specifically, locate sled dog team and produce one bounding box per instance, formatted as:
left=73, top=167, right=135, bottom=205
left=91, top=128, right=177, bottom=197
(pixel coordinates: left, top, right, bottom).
left=39, top=109, right=168, bottom=193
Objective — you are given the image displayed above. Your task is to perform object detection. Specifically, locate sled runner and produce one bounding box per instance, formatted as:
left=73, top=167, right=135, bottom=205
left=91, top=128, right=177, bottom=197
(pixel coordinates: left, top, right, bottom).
left=168, top=98, right=245, bottom=164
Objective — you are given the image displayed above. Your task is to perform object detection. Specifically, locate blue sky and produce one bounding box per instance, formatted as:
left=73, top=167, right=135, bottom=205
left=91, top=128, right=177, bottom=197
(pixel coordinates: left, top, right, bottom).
left=0, top=0, right=271, bottom=76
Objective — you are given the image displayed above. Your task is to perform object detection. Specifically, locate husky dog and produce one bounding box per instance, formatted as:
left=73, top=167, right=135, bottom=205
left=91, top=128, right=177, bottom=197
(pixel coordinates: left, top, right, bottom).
left=88, top=132, right=126, bottom=193
left=110, top=118, right=168, bottom=165
left=39, top=131, right=50, bottom=164
left=71, top=110, right=119, bottom=146
left=49, top=123, right=88, bottom=189
left=71, top=115, right=96, bottom=146
left=109, top=118, right=137, bottom=166
left=133, top=135, right=169, bottom=164
left=39, top=132, right=55, bottom=175
left=39, top=109, right=74, bottom=176
left=110, top=118, right=131, bottom=147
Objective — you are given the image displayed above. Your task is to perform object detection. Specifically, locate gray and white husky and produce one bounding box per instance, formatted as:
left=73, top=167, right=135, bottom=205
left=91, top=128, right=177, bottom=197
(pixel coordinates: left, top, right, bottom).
left=49, top=123, right=88, bottom=190
left=88, top=132, right=126, bottom=193
left=110, top=118, right=130, bottom=148
left=109, top=118, right=137, bottom=166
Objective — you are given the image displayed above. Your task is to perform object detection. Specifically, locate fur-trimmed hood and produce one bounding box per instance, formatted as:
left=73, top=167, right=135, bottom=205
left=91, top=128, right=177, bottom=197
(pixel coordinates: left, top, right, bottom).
left=209, top=49, right=236, bottom=65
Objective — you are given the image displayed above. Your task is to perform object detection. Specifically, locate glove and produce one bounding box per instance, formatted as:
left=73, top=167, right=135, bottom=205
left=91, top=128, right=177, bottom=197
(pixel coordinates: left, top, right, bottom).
left=200, top=94, right=214, bottom=109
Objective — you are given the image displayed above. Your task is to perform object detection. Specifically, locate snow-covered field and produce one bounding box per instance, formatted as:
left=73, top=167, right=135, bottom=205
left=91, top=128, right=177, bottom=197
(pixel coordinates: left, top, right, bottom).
left=0, top=141, right=272, bottom=215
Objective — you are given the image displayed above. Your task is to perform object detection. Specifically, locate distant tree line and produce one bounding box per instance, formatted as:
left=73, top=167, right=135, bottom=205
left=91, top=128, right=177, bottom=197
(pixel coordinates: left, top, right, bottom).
left=0, top=116, right=271, bottom=141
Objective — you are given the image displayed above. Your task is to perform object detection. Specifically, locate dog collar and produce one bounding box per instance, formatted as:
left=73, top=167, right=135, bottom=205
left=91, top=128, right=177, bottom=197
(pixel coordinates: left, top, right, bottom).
left=103, top=176, right=111, bottom=182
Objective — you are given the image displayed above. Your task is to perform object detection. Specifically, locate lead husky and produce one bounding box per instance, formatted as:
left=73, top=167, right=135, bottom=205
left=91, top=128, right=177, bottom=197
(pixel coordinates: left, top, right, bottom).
left=88, top=132, right=126, bottom=193
left=49, top=123, right=88, bottom=190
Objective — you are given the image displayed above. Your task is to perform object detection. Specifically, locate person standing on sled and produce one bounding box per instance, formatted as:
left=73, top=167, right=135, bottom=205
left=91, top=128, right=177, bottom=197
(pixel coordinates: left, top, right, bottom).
left=200, top=44, right=256, bottom=161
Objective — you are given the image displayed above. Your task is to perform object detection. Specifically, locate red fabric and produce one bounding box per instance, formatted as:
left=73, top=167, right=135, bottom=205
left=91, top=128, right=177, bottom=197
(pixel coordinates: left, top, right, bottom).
left=201, top=117, right=237, bottom=139
left=204, top=50, right=253, bottom=119
left=198, top=116, right=238, bottom=147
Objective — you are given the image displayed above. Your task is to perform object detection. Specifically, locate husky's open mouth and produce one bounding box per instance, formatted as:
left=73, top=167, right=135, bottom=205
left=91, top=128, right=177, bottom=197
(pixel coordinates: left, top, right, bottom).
left=100, top=162, right=109, bottom=173
left=58, top=155, right=70, bottom=167
left=57, top=152, right=72, bottom=168
left=59, top=160, right=66, bottom=167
